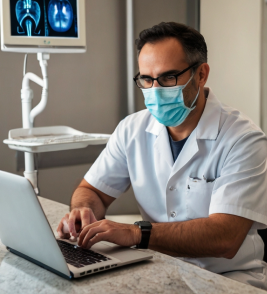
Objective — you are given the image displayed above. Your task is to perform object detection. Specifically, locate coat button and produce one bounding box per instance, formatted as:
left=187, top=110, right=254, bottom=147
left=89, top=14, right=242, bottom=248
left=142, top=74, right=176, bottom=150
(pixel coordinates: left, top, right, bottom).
left=169, top=186, right=175, bottom=191
left=170, top=211, right=176, bottom=218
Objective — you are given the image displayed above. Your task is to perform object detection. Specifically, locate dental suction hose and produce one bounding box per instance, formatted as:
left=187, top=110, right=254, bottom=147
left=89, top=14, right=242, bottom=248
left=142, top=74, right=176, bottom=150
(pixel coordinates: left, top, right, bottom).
left=21, top=72, right=42, bottom=194
left=30, top=53, right=49, bottom=124
left=20, top=53, right=50, bottom=194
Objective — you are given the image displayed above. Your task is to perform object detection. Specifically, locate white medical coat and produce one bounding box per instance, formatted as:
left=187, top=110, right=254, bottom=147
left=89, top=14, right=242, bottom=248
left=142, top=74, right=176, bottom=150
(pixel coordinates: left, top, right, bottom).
left=85, top=88, right=267, bottom=279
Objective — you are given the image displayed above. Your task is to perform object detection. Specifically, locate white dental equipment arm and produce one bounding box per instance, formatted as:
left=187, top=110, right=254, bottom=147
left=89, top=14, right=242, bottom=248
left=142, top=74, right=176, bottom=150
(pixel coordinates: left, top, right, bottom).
left=21, top=53, right=50, bottom=194
left=30, top=53, right=49, bottom=123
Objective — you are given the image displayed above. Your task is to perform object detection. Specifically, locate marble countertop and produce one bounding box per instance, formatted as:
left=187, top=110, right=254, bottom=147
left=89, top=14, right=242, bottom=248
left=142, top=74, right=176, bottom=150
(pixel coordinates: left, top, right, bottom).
left=0, top=197, right=265, bottom=294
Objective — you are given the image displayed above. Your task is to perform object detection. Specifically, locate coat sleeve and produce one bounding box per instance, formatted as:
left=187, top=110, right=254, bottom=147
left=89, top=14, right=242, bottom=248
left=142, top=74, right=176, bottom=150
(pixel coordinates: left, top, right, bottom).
left=84, top=120, right=130, bottom=198
left=209, top=131, right=267, bottom=229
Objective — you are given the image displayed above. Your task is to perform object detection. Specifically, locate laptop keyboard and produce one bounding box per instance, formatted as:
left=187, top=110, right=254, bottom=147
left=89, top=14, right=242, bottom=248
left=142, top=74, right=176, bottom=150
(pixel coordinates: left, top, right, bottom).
left=57, top=240, right=111, bottom=268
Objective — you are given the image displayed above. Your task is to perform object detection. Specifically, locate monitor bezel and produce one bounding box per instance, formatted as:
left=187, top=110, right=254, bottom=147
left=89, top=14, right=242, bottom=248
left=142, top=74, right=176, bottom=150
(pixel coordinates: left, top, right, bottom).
left=1, top=0, right=86, bottom=53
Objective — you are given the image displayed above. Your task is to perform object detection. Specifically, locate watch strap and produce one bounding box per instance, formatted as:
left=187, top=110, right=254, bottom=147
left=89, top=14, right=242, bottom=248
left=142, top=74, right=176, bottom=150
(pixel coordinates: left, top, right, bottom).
left=134, top=221, right=152, bottom=249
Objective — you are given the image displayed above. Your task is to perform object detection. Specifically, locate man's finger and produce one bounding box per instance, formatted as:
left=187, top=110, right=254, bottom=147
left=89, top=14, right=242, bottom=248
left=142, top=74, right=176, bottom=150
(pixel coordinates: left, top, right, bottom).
left=80, top=226, right=105, bottom=248
left=57, top=220, right=71, bottom=239
left=57, top=221, right=64, bottom=238
left=86, top=232, right=110, bottom=249
left=90, top=210, right=97, bottom=224
left=78, top=221, right=102, bottom=245
left=68, top=210, right=80, bottom=237
left=80, top=208, right=91, bottom=229
left=63, top=217, right=70, bottom=234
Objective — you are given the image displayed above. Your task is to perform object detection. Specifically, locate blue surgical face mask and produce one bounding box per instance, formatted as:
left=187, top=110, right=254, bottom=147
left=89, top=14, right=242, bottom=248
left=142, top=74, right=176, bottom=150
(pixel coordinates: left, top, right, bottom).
left=141, top=75, right=199, bottom=127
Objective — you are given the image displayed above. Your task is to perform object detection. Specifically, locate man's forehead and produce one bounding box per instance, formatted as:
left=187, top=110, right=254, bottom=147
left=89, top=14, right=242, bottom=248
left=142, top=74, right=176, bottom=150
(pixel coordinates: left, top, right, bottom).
left=138, top=37, right=188, bottom=72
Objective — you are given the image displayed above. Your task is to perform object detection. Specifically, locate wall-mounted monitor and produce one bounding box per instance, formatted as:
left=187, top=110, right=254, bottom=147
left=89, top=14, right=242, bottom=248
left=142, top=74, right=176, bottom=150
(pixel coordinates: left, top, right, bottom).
left=1, top=0, right=86, bottom=53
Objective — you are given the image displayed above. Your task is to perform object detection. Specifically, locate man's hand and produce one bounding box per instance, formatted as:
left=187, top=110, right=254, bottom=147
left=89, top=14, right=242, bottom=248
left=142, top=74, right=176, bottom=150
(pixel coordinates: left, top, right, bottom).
left=57, top=207, right=97, bottom=239
left=78, top=220, right=142, bottom=249
left=57, top=180, right=116, bottom=240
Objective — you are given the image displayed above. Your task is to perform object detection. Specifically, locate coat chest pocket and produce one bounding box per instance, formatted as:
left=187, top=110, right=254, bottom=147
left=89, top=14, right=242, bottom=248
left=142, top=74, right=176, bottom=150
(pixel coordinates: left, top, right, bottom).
left=186, top=177, right=215, bottom=219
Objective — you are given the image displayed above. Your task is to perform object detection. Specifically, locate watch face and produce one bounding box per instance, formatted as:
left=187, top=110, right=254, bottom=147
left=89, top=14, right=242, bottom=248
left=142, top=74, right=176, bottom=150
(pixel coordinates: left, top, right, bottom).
left=136, top=221, right=152, bottom=229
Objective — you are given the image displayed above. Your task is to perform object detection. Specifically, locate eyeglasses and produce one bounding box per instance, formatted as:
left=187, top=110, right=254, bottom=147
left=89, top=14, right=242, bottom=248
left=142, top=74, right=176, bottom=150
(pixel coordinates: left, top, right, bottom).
left=133, top=62, right=199, bottom=89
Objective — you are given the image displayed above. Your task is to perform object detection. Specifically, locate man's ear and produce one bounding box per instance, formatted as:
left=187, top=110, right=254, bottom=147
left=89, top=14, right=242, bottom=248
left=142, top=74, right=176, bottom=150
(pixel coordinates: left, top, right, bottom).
left=198, top=63, right=210, bottom=87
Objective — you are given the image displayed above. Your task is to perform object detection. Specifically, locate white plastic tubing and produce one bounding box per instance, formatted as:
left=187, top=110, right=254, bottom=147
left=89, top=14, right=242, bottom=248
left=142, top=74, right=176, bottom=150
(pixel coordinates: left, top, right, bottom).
left=21, top=53, right=49, bottom=194
left=21, top=54, right=49, bottom=128
left=21, top=70, right=44, bottom=191
left=21, top=73, right=44, bottom=128
left=30, top=57, right=48, bottom=124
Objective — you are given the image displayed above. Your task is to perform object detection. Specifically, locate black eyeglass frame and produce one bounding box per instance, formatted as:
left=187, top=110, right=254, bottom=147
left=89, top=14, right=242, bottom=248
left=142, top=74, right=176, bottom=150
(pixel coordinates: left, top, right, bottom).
left=133, top=62, right=200, bottom=89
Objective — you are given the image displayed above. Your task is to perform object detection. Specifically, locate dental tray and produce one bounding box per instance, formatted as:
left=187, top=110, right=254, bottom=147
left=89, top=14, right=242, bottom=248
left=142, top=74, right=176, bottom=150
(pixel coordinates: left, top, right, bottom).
left=3, top=126, right=110, bottom=153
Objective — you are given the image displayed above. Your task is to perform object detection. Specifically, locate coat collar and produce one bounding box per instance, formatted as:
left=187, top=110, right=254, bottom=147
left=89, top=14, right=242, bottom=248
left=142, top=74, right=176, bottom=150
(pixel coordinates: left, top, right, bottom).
left=145, top=114, right=164, bottom=136
left=196, top=88, right=221, bottom=140
left=145, top=88, right=221, bottom=141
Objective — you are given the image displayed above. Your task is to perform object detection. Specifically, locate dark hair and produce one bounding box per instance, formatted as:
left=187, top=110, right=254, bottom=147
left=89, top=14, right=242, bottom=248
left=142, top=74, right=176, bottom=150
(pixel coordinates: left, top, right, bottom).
left=135, top=22, right=207, bottom=67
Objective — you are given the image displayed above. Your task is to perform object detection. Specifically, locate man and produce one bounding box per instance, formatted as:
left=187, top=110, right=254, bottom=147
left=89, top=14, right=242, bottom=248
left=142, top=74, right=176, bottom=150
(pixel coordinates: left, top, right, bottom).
left=57, top=22, right=267, bottom=288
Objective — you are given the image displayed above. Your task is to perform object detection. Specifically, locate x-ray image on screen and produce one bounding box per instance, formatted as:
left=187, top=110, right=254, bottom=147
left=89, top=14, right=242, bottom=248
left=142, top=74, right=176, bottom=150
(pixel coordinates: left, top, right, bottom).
left=10, top=0, right=78, bottom=38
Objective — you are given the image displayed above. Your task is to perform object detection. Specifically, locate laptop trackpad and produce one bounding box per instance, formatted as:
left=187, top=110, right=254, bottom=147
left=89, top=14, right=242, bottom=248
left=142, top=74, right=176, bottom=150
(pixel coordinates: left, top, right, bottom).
left=91, top=242, right=146, bottom=263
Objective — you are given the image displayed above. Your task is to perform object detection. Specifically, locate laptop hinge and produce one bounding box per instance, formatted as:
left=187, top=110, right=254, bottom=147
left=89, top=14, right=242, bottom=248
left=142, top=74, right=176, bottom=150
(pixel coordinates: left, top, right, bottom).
left=7, top=246, right=73, bottom=280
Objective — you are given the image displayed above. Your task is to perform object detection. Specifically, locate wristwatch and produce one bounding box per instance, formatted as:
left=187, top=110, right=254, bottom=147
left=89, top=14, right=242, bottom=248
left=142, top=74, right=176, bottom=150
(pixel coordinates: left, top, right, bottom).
left=134, top=221, right=152, bottom=249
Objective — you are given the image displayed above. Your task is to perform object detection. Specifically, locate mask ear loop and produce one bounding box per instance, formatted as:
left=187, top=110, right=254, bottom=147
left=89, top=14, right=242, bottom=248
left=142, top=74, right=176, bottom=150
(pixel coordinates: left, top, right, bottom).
left=182, top=73, right=194, bottom=89
left=182, top=72, right=200, bottom=110
left=189, top=87, right=200, bottom=109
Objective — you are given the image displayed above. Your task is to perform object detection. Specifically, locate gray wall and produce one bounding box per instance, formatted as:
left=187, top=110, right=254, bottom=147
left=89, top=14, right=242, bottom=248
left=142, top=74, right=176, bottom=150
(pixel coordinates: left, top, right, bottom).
left=0, top=0, right=189, bottom=214
left=262, top=0, right=267, bottom=133
left=134, top=0, right=187, bottom=111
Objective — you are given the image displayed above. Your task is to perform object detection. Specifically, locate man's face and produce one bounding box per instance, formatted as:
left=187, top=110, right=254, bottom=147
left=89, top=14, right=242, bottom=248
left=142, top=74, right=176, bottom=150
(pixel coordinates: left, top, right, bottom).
left=138, top=37, right=198, bottom=107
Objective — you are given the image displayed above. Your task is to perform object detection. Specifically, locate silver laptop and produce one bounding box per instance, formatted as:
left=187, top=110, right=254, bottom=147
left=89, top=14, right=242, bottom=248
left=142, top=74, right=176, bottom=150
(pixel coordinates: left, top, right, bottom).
left=0, top=171, right=153, bottom=279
